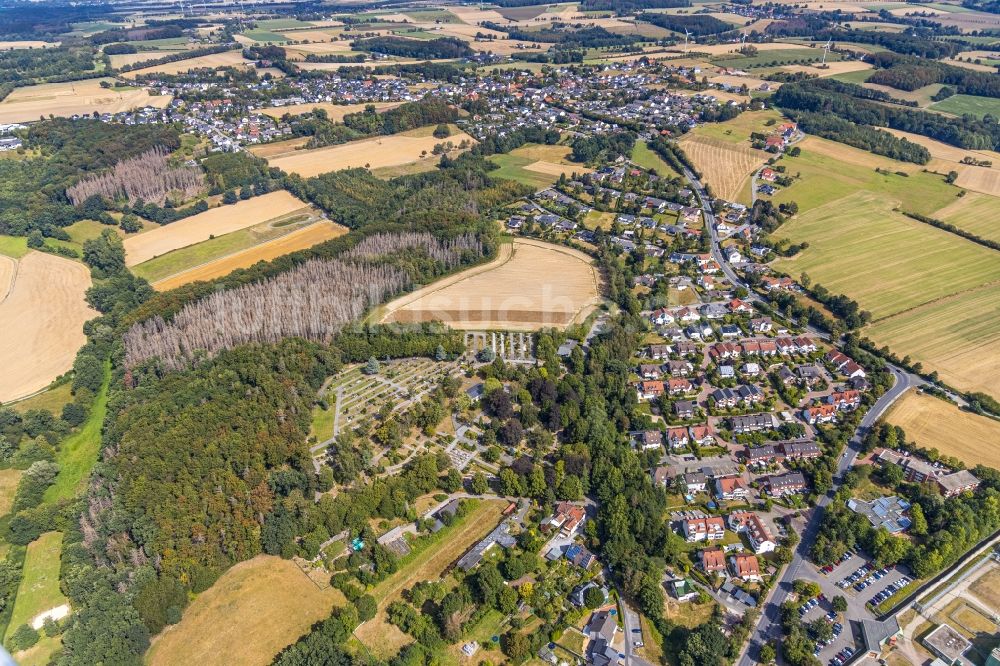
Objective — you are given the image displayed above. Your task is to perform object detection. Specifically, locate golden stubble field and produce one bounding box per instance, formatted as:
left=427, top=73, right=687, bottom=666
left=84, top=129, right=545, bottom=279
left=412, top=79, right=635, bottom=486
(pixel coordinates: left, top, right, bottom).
left=0, top=252, right=96, bottom=403
left=0, top=78, right=172, bottom=124
left=152, top=221, right=348, bottom=291
left=267, top=130, right=475, bottom=178
left=380, top=238, right=603, bottom=330
left=146, top=556, right=345, bottom=666
left=887, top=391, right=1000, bottom=468
left=678, top=134, right=767, bottom=201
left=120, top=50, right=251, bottom=78
left=884, top=128, right=1000, bottom=198
left=123, top=191, right=312, bottom=266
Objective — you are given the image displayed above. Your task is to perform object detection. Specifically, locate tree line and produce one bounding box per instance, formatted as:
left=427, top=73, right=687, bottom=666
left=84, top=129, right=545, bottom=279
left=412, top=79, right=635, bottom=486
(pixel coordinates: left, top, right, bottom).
left=867, top=51, right=1000, bottom=98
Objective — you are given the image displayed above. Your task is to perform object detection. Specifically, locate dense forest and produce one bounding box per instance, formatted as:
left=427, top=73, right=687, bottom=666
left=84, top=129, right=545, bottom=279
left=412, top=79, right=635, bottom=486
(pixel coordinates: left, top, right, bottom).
left=773, top=79, right=1000, bottom=150
left=0, top=120, right=183, bottom=237
left=867, top=52, right=1000, bottom=97
left=781, top=110, right=930, bottom=164
left=351, top=36, right=474, bottom=59
left=637, top=12, right=734, bottom=36
left=499, top=24, right=644, bottom=48
left=0, top=46, right=100, bottom=85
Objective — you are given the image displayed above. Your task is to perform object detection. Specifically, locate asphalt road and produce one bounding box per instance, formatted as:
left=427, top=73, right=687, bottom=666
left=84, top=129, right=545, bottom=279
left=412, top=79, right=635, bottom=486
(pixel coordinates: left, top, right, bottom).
left=736, top=364, right=914, bottom=666
left=679, top=164, right=922, bottom=664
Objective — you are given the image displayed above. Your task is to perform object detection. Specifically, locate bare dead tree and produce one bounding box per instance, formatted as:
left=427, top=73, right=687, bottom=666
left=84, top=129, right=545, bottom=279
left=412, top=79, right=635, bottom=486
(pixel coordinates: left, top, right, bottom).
left=66, top=146, right=205, bottom=206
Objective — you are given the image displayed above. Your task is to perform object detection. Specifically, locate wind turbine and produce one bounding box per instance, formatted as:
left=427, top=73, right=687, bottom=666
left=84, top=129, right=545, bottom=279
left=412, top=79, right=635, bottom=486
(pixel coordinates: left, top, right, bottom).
left=821, top=37, right=833, bottom=65
left=684, top=28, right=692, bottom=54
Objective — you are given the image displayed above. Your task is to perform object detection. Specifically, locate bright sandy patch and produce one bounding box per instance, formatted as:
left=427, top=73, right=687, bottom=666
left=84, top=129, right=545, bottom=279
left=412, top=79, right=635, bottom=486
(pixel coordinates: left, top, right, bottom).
left=152, top=221, right=348, bottom=291
left=259, top=101, right=403, bottom=120
left=268, top=130, right=475, bottom=178
left=123, top=191, right=311, bottom=266
left=121, top=50, right=250, bottom=78
left=523, top=160, right=581, bottom=177
left=380, top=238, right=602, bottom=330
left=709, top=74, right=774, bottom=90
left=0, top=78, right=171, bottom=124
left=147, top=556, right=345, bottom=666
left=0, top=252, right=95, bottom=404
left=449, top=5, right=509, bottom=24
left=887, top=391, right=1000, bottom=468
left=31, top=604, right=70, bottom=630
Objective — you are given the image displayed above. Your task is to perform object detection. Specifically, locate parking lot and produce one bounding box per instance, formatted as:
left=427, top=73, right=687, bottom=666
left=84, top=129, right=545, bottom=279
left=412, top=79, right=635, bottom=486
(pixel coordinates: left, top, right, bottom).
left=799, top=549, right=912, bottom=665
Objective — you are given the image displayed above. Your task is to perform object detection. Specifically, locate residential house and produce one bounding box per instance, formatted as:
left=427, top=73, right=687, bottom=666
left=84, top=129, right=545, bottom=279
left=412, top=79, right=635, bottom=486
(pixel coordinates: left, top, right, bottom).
left=730, top=413, right=775, bottom=434
left=666, top=427, right=690, bottom=449
left=668, top=378, right=694, bottom=394
left=585, top=611, right=620, bottom=666
left=684, top=471, right=708, bottom=493
left=634, top=430, right=663, bottom=451
left=715, top=476, right=750, bottom=501
left=730, top=553, right=763, bottom=582
left=728, top=511, right=777, bottom=554
left=683, top=516, right=726, bottom=542
left=688, top=424, right=714, bottom=446
left=542, top=502, right=586, bottom=537
left=637, top=380, right=665, bottom=401
left=766, top=472, right=807, bottom=497
left=827, top=390, right=861, bottom=411
left=648, top=344, right=672, bottom=360
left=743, top=445, right=783, bottom=467
left=937, top=470, right=980, bottom=498
left=781, top=440, right=822, bottom=460
left=701, top=547, right=727, bottom=573
left=674, top=400, right=696, bottom=419
left=802, top=404, right=837, bottom=425
left=639, top=363, right=662, bottom=380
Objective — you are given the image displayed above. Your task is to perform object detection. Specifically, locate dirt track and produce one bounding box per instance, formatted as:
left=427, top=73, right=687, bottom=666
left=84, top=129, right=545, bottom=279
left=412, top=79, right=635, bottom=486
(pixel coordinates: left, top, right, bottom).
left=0, top=252, right=96, bottom=403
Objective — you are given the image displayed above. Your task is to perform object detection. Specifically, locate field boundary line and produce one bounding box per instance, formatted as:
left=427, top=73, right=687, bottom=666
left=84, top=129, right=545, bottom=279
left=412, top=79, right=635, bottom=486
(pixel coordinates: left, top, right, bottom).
left=0, top=254, right=17, bottom=306
left=868, top=278, right=1000, bottom=325
left=149, top=220, right=329, bottom=288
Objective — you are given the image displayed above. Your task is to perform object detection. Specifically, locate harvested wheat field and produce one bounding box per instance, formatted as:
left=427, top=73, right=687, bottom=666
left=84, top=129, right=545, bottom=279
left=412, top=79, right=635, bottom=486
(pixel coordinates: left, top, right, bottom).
left=0, top=255, right=13, bottom=302
left=0, top=78, right=171, bottom=124
left=121, top=50, right=250, bottom=78
left=865, top=283, right=1000, bottom=397
left=0, top=252, right=96, bottom=403
left=932, top=192, right=1000, bottom=243
left=152, top=221, right=348, bottom=290
left=780, top=60, right=872, bottom=77
left=124, top=191, right=312, bottom=266
left=884, top=128, right=1000, bottom=197
left=146, top=556, right=345, bottom=666
left=678, top=134, right=767, bottom=201
left=108, top=50, right=186, bottom=68
left=280, top=40, right=353, bottom=59
left=380, top=238, right=602, bottom=330
left=0, top=40, right=58, bottom=50
left=248, top=137, right=309, bottom=159
left=449, top=5, right=509, bottom=24
left=886, top=392, right=1000, bottom=468
left=268, top=129, right=475, bottom=178
left=673, top=42, right=817, bottom=56
left=259, top=101, right=402, bottom=120
left=708, top=74, right=773, bottom=91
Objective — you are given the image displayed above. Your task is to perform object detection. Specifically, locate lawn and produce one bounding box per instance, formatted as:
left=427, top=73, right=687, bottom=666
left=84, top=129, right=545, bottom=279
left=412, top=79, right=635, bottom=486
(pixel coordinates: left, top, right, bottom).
left=354, top=499, right=507, bottom=657
left=10, top=382, right=73, bottom=415
left=42, top=363, right=109, bottom=503
left=0, top=235, right=29, bottom=259
left=257, top=18, right=314, bottom=30
left=5, top=532, right=67, bottom=643
left=691, top=108, right=784, bottom=145
left=243, top=30, right=290, bottom=43
left=830, top=68, right=874, bottom=84
left=712, top=47, right=840, bottom=69
left=309, top=403, right=335, bottom=441
left=631, top=140, right=679, bottom=175
left=488, top=153, right=559, bottom=190
left=931, top=94, right=1000, bottom=119
left=403, top=9, right=460, bottom=23
left=774, top=191, right=1000, bottom=319
left=771, top=137, right=958, bottom=216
